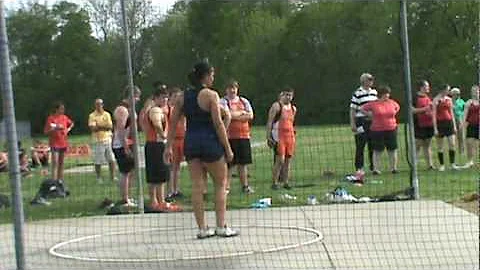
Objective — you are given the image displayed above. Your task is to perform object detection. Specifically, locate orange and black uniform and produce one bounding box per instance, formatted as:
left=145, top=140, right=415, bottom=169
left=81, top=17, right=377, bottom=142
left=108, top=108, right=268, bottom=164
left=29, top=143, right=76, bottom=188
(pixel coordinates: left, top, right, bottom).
left=143, top=106, right=170, bottom=184
left=221, top=96, right=253, bottom=165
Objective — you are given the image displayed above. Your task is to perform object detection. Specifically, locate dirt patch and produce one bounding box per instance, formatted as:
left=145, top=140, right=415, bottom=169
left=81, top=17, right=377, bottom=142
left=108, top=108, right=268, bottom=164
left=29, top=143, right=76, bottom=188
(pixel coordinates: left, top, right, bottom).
left=450, top=192, right=479, bottom=215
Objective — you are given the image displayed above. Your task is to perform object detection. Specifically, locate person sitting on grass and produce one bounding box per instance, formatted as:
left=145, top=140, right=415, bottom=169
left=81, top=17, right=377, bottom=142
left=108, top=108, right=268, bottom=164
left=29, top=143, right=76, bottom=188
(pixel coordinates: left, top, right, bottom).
left=360, top=85, right=400, bottom=174
left=0, top=151, right=8, bottom=173
left=31, top=139, right=50, bottom=170
left=17, top=141, right=31, bottom=175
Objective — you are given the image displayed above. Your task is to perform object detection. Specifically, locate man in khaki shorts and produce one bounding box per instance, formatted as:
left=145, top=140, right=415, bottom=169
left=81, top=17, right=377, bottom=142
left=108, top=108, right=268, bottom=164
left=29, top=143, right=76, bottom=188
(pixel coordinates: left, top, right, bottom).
left=88, top=98, right=116, bottom=183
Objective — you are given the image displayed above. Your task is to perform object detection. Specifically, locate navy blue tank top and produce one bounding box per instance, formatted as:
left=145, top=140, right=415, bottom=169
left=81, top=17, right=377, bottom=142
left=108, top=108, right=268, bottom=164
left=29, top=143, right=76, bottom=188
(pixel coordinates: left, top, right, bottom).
left=184, top=86, right=217, bottom=136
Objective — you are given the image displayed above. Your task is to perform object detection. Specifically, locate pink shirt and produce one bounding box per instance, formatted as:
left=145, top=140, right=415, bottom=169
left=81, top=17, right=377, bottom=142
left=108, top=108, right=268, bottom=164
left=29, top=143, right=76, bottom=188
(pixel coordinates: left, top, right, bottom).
left=362, top=99, right=400, bottom=131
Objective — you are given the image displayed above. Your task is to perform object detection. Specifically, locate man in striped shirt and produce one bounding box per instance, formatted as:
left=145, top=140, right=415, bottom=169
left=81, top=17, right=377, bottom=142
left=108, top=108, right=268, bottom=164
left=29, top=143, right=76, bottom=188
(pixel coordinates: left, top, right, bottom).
left=350, top=73, right=378, bottom=173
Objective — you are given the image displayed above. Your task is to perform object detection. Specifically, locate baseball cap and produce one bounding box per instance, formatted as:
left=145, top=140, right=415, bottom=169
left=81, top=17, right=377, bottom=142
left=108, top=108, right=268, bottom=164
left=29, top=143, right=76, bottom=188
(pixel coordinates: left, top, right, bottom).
left=450, top=87, right=460, bottom=95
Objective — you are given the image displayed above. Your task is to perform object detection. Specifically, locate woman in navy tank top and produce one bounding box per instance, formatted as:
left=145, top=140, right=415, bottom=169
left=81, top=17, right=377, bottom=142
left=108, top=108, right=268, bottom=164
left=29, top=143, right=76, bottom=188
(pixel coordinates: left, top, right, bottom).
left=164, top=62, right=239, bottom=239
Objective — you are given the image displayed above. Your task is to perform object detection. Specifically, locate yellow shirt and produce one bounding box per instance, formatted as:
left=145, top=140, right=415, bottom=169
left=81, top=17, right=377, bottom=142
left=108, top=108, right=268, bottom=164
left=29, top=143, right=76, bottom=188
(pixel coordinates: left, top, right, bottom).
left=88, top=110, right=113, bottom=143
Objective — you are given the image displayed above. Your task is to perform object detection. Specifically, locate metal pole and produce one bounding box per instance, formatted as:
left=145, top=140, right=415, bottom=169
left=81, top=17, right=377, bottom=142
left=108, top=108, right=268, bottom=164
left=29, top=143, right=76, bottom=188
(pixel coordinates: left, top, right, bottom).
left=0, top=1, right=26, bottom=269
left=477, top=1, right=479, bottom=85
left=120, top=0, right=144, bottom=213
left=400, top=0, right=420, bottom=200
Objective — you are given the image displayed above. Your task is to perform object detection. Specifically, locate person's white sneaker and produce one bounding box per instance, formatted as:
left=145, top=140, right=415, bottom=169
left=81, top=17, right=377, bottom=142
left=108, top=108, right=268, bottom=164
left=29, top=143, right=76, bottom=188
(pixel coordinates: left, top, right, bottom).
left=122, top=198, right=137, bottom=207
left=438, top=165, right=445, bottom=172
left=463, top=161, right=474, bottom=169
left=197, top=227, right=215, bottom=239
left=215, top=226, right=240, bottom=238
left=451, top=164, right=461, bottom=170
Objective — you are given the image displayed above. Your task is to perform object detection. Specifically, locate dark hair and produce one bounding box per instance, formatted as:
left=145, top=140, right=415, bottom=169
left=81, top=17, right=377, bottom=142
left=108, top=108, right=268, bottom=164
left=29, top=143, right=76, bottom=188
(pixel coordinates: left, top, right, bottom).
left=416, top=80, right=428, bottom=90
left=122, top=85, right=141, bottom=99
left=168, top=86, right=182, bottom=96
left=152, top=87, right=169, bottom=98
left=188, top=61, right=214, bottom=86
left=280, top=87, right=295, bottom=94
left=153, top=81, right=167, bottom=91
left=439, top=84, right=450, bottom=92
left=225, top=80, right=240, bottom=90
left=377, top=85, right=391, bottom=96
left=52, top=101, right=64, bottom=113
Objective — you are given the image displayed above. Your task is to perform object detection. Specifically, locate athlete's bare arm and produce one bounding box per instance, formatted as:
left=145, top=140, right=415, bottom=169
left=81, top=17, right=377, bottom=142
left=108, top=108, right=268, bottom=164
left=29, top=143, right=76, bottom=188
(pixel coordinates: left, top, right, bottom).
left=114, top=106, right=129, bottom=150
left=266, top=102, right=281, bottom=141
left=149, top=107, right=166, bottom=140
left=209, top=90, right=233, bottom=162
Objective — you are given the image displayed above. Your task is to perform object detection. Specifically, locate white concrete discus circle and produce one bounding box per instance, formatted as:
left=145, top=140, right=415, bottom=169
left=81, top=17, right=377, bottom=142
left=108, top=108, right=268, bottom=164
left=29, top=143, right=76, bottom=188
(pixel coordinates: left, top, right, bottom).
left=49, top=225, right=323, bottom=263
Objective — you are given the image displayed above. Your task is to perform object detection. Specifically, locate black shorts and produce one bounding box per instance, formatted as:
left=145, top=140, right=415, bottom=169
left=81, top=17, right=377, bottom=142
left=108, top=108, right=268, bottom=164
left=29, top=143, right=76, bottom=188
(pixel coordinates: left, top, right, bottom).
left=228, top=139, right=252, bottom=166
left=437, top=120, right=454, bottom=137
left=466, top=125, right=479, bottom=139
left=145, top=142, right=170, bottom=184
left=113, top=147, right=135, bottom=174
left=414, top=125, right=434, bottom=140
left=370, top=130, right=398, bottom=151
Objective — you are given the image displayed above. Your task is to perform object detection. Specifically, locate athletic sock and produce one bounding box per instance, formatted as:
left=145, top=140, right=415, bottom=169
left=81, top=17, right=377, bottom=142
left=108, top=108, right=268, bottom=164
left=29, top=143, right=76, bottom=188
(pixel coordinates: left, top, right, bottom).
left=437, top=152, right=444, bottom=165
left=448, top=150, right=455, bottom=165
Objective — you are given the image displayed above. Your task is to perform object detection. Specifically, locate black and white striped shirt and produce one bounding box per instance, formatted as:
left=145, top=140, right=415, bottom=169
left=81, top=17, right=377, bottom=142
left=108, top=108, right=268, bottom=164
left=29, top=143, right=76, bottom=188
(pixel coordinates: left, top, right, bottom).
left=350, top=87, right=378, bottom=117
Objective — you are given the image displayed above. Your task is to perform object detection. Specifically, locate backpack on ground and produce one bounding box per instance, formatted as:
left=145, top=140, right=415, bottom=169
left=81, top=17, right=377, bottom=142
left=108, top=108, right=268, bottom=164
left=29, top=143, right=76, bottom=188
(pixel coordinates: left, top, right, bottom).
left=33, top=179, right=70, bottom=201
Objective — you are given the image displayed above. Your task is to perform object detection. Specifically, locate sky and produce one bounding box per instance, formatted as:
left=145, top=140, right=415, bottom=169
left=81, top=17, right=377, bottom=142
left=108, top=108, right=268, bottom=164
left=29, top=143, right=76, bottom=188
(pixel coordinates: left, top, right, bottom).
left=5, top=0, right=178, bottom=14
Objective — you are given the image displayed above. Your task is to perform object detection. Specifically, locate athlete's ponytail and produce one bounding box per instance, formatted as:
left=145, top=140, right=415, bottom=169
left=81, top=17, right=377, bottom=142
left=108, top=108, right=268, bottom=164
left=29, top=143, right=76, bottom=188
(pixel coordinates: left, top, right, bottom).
left=188, top=61, right=214, bottom=87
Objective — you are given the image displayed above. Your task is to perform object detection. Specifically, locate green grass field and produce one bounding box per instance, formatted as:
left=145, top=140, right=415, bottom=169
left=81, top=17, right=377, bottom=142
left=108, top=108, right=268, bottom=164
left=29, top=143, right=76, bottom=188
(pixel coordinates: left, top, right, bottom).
left=0, top=125, right=477, bottom=224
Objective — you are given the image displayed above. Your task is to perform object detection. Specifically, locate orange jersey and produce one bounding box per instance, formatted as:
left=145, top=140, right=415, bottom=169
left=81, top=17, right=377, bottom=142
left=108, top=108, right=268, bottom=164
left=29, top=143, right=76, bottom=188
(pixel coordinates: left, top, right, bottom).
left=169, top=105, right=186, bottom=139
left=175, top=116, right=186, bottom=139
left=277, top=104, right=296, bottom=139
left=224, top=97, right=251, bottom=139
left=142, top=106, right=167, bottom=142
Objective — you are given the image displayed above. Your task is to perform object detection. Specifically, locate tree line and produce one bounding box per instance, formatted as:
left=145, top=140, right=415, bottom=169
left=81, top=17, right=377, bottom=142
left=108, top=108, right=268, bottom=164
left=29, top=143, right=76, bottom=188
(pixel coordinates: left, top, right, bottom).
left=4, top=0, right=478, bottom=134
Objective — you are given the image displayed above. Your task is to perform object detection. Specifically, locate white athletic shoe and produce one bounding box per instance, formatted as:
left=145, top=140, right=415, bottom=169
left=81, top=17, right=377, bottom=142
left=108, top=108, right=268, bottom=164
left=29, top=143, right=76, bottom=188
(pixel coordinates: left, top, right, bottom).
left=197, top=227, right=215, bottom=239
left=451, top=164, right=461, bottom=170
left=438, top=165, right=445, bottom=172
left=215, top=226, right=240, bottom=238
left=463, top=161, right=474, bottom=169
left=122, top=198, right=137, bottom=207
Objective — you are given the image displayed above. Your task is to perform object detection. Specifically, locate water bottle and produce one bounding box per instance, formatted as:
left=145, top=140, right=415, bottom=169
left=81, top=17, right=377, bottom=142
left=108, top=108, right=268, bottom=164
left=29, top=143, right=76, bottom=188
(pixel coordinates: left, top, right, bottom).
left=307, top=195, right=317, bottom=205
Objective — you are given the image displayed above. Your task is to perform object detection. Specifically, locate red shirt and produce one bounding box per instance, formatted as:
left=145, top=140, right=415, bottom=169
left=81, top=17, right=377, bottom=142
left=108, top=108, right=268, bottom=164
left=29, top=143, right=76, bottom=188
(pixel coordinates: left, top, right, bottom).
left=362, top=99, right=400, bottom=131
left=44, top=114, right=73, bottom=148
left=466, top=102, right=479, bottom=125
left=415, top=94, right=433, bottom=127
left=436, top=97, right=453, bottom=122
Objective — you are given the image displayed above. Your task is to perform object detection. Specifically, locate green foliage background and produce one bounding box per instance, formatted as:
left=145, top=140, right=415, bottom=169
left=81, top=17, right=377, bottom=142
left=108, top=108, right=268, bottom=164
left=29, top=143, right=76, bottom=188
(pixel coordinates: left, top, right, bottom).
left=4, top=0, right=479, bottom=134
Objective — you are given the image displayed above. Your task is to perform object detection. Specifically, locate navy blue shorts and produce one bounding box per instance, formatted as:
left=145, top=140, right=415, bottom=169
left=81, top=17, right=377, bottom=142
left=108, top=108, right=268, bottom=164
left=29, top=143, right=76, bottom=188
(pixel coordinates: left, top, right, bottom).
left=184, top=132, right=224, bottom=163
